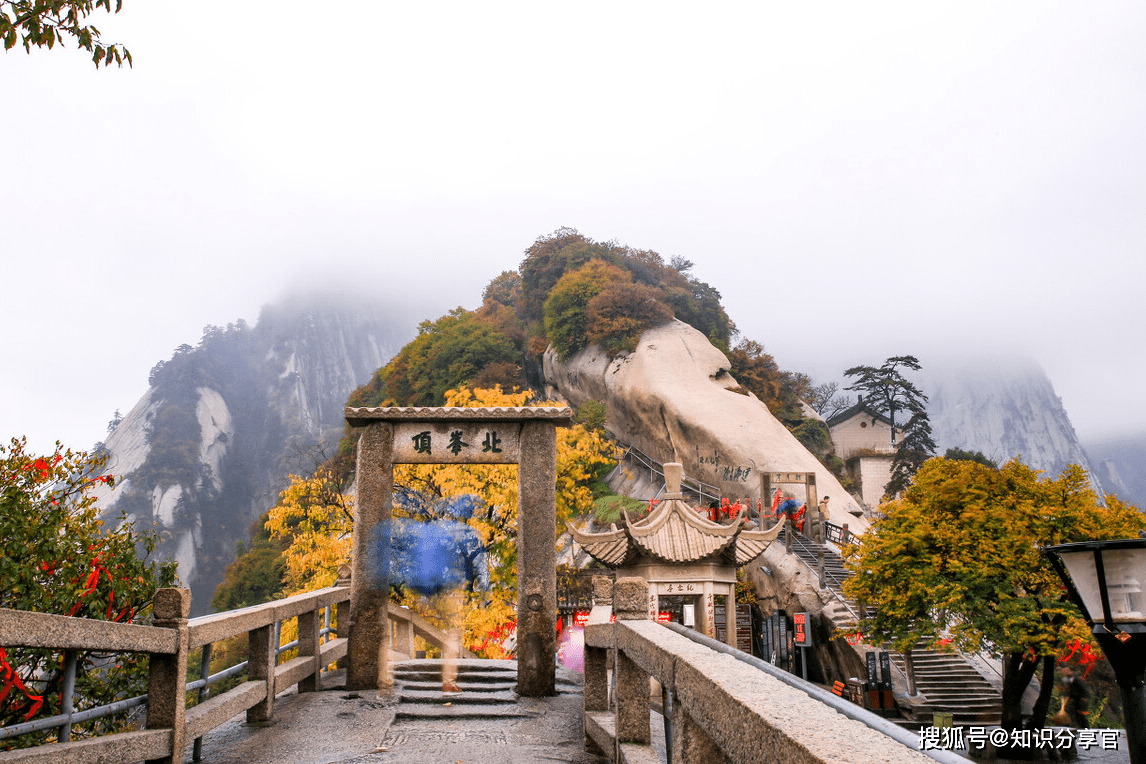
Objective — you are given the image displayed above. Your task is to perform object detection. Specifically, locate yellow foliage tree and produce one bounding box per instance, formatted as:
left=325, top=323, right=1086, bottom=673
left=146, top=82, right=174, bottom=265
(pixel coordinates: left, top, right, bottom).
left=844, top=457, right=1144, bottom=732
left=264, top=467, right=353, bottom=595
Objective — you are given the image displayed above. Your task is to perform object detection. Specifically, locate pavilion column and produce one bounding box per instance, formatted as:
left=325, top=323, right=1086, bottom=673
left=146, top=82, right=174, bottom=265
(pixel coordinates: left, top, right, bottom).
left=516, top=420, right=557, bottom=696
left=347, top=423, right=393, bottom=690
left=725, top=586, right=738, bottom=648
left=700, top=582, right=716, bottom=639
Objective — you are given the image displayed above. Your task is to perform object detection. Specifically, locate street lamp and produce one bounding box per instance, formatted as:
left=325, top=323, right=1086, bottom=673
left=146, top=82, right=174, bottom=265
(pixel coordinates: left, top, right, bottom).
left=1046, top=539, right=1146, bottom=764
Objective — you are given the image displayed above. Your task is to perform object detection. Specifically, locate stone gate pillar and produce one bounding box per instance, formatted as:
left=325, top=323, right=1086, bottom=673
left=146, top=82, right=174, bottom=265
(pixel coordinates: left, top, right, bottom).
left=346, top=422, right=393, bottom=690
left=516, top=420, right=557, bottom=696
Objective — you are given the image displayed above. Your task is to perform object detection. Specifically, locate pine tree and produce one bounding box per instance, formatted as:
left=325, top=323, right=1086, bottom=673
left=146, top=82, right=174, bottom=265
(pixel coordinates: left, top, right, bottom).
left=843, top=355, right=935, bottom=496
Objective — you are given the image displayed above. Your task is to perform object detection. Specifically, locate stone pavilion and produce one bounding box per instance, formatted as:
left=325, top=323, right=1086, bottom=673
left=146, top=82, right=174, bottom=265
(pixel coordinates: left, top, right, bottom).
left=571, top=463, right=784, bottom=645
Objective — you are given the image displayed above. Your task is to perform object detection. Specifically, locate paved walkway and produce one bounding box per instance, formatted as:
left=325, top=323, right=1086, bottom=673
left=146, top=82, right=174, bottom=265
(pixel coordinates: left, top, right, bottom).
left=185, top=666, right=1132, bottom=764
left=185, top=668, right=606, bottom=764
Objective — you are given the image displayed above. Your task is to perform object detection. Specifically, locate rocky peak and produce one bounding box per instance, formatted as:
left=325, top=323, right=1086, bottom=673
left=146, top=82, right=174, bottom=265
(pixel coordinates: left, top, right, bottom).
left=544, top=319, right=867, bottom=529
left=96, top=294, right=413, bottom=615
left=921, top=353, right=1101, bottom=491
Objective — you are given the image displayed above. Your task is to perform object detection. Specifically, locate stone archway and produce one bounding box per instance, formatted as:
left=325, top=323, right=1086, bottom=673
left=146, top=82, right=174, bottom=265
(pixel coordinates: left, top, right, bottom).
left=343, top=405, right=572, bottom=696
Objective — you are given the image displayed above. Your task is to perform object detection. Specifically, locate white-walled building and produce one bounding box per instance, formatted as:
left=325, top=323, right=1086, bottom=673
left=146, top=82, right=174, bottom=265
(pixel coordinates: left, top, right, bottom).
left=826, top=399, right=905, bottom=508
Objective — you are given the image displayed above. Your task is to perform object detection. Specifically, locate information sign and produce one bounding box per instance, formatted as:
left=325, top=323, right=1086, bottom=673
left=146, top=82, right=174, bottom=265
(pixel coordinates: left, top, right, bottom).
left=793, top=611, right=812, bottom=647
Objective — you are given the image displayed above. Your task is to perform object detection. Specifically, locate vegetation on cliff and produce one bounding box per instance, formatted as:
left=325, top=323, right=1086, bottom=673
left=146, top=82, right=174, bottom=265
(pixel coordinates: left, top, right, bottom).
left=342, top=228, right=828, bottom=464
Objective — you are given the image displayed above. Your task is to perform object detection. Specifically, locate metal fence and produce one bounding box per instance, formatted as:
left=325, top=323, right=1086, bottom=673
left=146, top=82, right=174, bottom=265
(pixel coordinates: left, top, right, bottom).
left=613, top=440, right=723, bottom=506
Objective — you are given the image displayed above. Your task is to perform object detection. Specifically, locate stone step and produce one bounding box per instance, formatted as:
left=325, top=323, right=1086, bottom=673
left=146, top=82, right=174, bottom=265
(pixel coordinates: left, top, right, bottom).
left=394, top=670, right=517, bottom=684
left=398, top=689, right=518, bottom=705
left=393, top=702, right=538, bottom=721
left=393, top=658, right=518, bottom=672
left=912, top=690, right=998, bottom=698
left=912, top=682, right=996, bottom=693
left=399, top=680, right=515, bottom=692
left=909, top=673, right=995, bottom=683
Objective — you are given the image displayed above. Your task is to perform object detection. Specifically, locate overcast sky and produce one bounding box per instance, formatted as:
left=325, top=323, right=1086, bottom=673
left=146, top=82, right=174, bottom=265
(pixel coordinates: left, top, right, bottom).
left=3, top=2, right=1145, bottom=456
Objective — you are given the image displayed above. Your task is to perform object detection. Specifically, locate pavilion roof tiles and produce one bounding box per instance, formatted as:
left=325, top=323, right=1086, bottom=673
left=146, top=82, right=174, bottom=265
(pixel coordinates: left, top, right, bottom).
left=571, top=494, right=784, bottom=569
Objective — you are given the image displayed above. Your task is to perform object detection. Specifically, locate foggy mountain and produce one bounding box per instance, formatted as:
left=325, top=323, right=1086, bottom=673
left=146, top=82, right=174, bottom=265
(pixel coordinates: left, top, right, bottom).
left=94, top=294, right=414, bottom=615
left=92, top=288, right=1122, bottom=616
left=1083, top=435, right=1146, bottom=510
left=920, top=354, right=1102, bottom=491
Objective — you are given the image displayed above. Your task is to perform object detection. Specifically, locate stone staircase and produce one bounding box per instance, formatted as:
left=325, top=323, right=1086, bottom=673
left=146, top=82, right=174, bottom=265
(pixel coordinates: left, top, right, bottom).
left=370, top=659, right=600, bottom=762
left=890, top=650, right=1003, bottom=724
left=779, top=528, right=1003, bottom=724
left=390, top=658, right=583, bottom=721
left=392, top=659, right=532, bottom=720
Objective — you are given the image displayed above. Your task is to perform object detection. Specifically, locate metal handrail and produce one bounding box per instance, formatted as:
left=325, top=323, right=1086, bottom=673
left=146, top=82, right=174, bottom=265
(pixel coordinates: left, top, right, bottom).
left=778, top=528, right=864, bottom=625
left=824, top=520, right=849, bottom=545
left=613, top=440, right=722, bottom=505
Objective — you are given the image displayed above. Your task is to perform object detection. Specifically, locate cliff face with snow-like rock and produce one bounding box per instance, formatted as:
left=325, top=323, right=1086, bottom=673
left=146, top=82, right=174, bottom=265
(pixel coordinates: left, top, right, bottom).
left=544, top=320, right=867, bottom=529
left=97, top=294, right=413, bottom=615
left=920, top=354, right=1100, bottom=490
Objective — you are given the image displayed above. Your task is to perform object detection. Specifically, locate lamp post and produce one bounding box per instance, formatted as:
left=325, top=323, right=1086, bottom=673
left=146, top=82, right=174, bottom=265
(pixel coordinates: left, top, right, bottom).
left=1045, top=539, right=1146, bottom=764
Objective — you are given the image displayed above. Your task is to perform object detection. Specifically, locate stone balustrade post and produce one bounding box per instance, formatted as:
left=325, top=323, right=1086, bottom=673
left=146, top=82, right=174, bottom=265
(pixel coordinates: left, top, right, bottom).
left=613, top=577, right=650, bottom=757
left=672, top=707, right=725, bottom=764
left=584, top=577, right=611, bottom=714
left=335, top=565, right=350, bottom=669
left=842, top=523, right=850, bottom=545
left=298, top=608, right=321, bottom=693
left=785, top=517, right=793, bottom=554
left=145, top=587, right=190, bottom=764
left=393, top=616, right=415, bottom=659
left=247, top=622, right=277, bottom=723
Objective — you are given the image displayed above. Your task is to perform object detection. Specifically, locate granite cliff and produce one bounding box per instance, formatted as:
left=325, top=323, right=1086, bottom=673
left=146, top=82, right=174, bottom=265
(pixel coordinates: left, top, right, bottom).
left=544, top=319, right=867, bottom=529
left=94, top=294, right=413, bottom=615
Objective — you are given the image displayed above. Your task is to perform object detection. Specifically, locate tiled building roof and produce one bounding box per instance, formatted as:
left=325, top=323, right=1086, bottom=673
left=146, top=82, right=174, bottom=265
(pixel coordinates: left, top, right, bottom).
left=571, top=463, right=784, bottom=569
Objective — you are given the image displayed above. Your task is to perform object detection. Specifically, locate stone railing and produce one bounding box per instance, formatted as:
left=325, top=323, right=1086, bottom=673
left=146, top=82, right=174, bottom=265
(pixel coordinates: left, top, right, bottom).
left=582, top=576, right=963, bottom=764
left=386, top=601, right=474, bottom=661
left=0, top=585, right=350, bottom=764
left=0, top=582, right=472, bottom=763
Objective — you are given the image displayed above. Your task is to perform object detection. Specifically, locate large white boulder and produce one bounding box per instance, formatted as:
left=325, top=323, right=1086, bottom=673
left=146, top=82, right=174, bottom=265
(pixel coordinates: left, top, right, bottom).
left=544, top=319, right=867, bottom=530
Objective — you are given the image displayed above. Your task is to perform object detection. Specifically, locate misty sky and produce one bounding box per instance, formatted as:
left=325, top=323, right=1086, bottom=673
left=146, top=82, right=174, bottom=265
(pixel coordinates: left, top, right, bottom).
left=3, top=2, right=1145, bottom=456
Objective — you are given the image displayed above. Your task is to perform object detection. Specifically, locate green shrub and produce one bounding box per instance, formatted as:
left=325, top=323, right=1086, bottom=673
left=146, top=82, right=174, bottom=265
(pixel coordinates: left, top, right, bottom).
left=543, top=259, right=631, bottom=359
left=592, top=494, right=647, bottom=525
